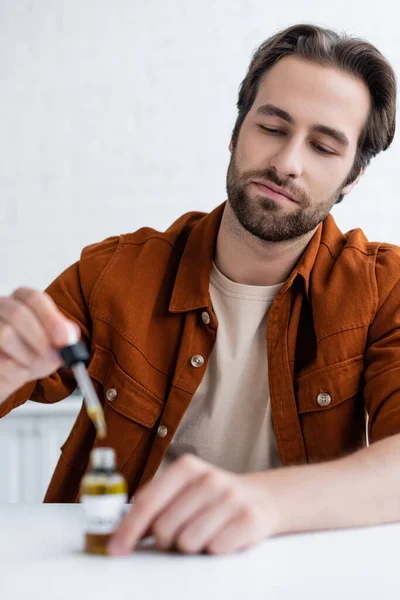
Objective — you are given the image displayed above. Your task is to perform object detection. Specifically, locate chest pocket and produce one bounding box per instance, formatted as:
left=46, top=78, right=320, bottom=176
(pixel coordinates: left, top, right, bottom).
left=295, top=355, right=366, bottom=462
left=60, top=344, right=165, bottom=471
left=88, top=345, right=164, bottom=428
left=295, top=355, right=364, bottom=413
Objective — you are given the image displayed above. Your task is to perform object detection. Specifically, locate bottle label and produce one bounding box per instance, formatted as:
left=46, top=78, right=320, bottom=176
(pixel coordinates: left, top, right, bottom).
left=81, top=493, right=128, bottom=535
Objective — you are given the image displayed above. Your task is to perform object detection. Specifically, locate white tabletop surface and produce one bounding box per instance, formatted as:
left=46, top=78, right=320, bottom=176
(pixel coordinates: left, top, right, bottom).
left=1, top=504, right=400, bottom=600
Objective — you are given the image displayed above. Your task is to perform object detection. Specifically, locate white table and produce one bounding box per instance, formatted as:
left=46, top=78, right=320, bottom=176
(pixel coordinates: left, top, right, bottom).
left=1, top=504, right=399, bottom=599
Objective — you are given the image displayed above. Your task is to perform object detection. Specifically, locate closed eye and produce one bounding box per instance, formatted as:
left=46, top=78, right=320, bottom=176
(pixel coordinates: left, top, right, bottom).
left=311, top=143, right=335, bottom=155
left=258, top=125, right=336, bottom=156
left=259, top=125, right=284, bottom=135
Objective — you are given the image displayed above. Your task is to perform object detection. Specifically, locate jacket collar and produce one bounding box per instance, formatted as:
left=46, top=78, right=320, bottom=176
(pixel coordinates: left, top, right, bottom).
left=169, top=201, right=344, bottom=312
left=169, top=202, right=225, bottom=312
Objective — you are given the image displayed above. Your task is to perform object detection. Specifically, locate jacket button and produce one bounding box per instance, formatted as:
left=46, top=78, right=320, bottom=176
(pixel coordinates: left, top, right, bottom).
left=191, top=355, right=204, bottom=368
left=201, top=311, right=210, bottom=325
left=317, top=392, right=331, bottom=407
left=106, top=388, right=117, bottom=402
left=157, top=425, right=168, bottom=438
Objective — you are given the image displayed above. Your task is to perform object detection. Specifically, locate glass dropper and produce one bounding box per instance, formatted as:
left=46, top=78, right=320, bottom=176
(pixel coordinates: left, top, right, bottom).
left=59, top=324, right=107, bottom=439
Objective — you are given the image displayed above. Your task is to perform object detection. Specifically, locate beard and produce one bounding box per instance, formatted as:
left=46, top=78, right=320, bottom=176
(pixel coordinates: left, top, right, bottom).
left=226, top=148, right=346, bottom=243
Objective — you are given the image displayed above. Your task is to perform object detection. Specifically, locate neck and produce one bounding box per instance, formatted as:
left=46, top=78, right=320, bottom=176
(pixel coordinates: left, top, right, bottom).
left=214, top=201, right=317, bottom=286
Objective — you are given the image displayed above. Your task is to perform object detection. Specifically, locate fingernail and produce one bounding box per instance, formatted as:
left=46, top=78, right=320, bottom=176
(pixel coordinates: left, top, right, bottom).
left=72, top=322, right=81, bottom=338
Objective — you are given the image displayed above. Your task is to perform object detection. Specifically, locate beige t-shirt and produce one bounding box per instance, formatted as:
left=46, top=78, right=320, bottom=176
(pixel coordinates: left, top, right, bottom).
left=155, top=261, right=282, bottom=477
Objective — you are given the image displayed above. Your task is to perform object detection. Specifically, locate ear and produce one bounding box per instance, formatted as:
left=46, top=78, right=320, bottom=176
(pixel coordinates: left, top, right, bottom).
left=340, top=166, right=365, bottom=197
left=229, top=140, right=233, bottom=153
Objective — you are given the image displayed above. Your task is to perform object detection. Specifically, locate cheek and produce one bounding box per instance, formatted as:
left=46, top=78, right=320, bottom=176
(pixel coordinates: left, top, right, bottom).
left=309, top=159, right=347, bottom=196
left=237, top=134, right=271, bottom=170
left=238, top=124, right=263, bottom=153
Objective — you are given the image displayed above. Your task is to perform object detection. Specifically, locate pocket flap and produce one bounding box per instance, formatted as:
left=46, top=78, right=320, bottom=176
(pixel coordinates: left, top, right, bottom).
left=88, top=345, right=164, bottom=428
left=296, top=356, right=364, bottom=414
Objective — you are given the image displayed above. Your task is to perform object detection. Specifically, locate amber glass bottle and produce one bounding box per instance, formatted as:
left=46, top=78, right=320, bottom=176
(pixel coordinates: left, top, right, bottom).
left=80, top=447, right=128, bottom=555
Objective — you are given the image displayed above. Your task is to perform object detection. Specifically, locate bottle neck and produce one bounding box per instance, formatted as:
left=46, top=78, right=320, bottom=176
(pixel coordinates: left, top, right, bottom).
left=90, top=466, right=117, bottom=475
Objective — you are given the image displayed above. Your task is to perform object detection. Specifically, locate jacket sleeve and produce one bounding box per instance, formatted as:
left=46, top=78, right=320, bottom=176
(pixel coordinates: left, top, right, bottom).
left=364, top=244, right=400, bottom=443
left=0, top=235, right=119, bottom=419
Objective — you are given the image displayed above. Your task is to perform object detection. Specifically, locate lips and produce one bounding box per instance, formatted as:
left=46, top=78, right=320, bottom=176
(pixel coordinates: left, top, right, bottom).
left=253, top=180, right=296, bottom=202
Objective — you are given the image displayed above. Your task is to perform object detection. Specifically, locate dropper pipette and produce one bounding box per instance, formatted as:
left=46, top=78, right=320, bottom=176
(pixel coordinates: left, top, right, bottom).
left=59, top=325, right=107, bottom=439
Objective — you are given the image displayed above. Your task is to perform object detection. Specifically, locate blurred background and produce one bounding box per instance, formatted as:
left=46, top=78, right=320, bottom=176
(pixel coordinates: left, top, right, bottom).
left=0, top=0, right=397, bottom=501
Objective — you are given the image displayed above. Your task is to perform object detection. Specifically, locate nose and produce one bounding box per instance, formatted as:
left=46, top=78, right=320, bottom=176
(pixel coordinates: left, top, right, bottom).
left=269, top=138, right=303, bottom=180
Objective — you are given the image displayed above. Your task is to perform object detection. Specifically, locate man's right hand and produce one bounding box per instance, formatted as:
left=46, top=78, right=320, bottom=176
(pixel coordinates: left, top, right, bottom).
left=0, top=287, right=81, bottom=403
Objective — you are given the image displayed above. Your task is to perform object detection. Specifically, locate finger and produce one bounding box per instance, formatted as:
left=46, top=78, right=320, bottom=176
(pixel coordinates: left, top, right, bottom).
left=129, top=498, right=155, bottom=541
left=151, top=473, right=232, bottom=551
left=128, top=497, right=153, bottom=541
left=0, top=296, right=53, bottom=358
left=161, top=490, right=239, bottom=554
left=0, top=315, right=38, bottom=368
left=107, top=455, right=206, bottom=555
left=206, top=509, right=263, bottom=556
left=0, top=349, right=30, bottom=383
left=12, top=287, right=78, bottom=348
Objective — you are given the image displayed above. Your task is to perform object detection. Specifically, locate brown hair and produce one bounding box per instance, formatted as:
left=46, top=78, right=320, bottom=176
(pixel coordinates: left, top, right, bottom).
left=231, top=24, right=397, bottom=203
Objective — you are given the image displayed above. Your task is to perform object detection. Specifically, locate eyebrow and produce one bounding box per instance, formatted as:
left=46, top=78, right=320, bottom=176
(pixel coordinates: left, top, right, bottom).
left=255, top=103, right=350, bottom=148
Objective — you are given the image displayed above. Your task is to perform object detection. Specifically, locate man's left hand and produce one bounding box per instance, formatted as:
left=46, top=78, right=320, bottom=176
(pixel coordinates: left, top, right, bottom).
left=107, top=453, right=279, bottom=556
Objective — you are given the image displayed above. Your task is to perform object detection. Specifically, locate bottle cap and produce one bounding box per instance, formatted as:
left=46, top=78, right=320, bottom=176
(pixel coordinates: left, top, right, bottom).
left=58, top=322, right=90, bottom=369
left=91, top=447, right=116, bottom=470
left=59, top=341, right=90, bottom=368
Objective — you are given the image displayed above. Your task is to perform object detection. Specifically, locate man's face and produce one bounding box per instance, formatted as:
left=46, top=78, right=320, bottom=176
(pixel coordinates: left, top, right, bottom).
left=227, top=56, right=371, bottom=242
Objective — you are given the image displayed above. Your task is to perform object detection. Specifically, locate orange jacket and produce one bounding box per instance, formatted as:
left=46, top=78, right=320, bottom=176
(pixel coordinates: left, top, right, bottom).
left=2, top=201, right=400, bottom=502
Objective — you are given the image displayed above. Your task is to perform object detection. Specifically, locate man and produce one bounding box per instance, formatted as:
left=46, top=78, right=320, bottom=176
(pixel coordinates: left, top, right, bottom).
left=0, top=23, right=398, bottom=557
